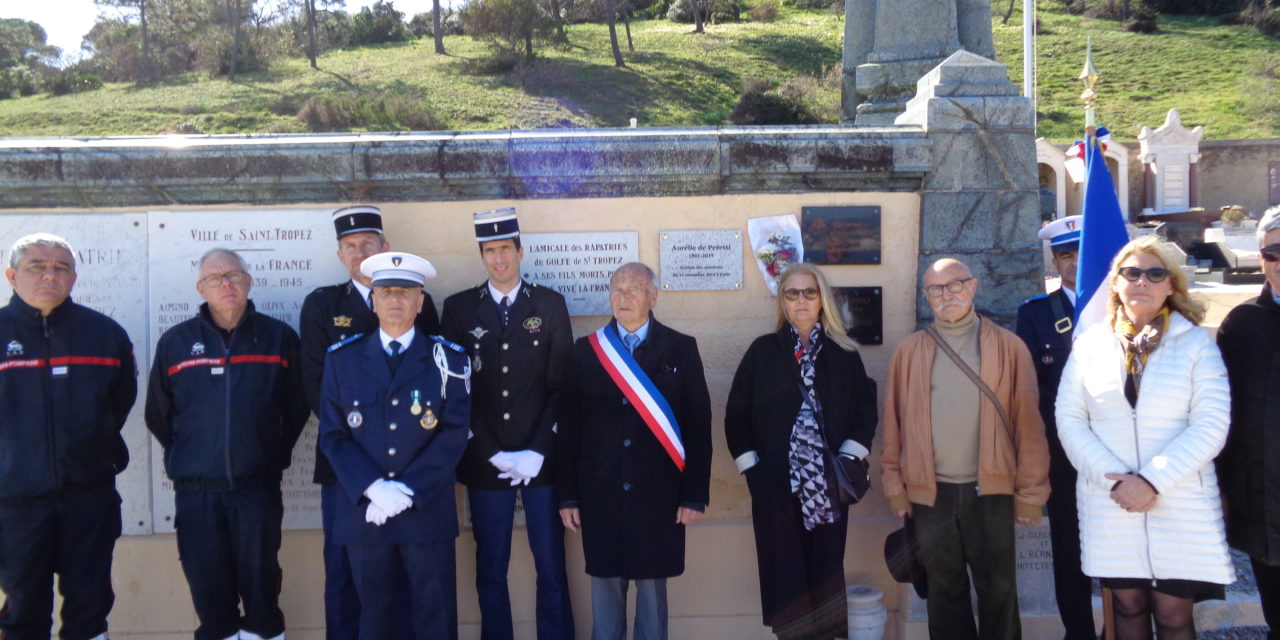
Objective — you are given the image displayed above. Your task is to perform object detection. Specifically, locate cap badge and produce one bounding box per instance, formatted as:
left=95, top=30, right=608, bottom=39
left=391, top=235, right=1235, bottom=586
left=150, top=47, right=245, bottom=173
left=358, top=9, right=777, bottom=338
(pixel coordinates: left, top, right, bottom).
left=392, top=256, right=403, bottom=267
left=348, top=216, right=356, bottom=227
left=190, top=342, right=205, bottom=356
left=493, top=223, right=499, bottom=232
left=333, top=315, right=352, bottom=328
left=5, top=340, right=22, bottom=356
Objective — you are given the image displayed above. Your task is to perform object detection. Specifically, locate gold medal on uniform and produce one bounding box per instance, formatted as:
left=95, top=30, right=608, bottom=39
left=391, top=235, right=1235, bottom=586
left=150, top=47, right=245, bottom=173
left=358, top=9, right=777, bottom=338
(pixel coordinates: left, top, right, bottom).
left=410, top=390, right=423, bottom=416
left=421, top=406, right=438, bottom=430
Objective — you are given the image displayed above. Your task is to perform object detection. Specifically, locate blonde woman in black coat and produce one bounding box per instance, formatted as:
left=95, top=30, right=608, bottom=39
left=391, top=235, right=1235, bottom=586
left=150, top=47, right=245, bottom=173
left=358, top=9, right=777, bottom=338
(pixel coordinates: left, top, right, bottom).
left=725, top=263, right=879, bottom=640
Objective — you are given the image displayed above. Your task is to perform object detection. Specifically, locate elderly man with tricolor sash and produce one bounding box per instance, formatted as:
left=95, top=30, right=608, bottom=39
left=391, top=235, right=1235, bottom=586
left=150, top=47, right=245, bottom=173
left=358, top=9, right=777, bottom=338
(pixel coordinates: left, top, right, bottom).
left=557, top=262, right=712, bottom=640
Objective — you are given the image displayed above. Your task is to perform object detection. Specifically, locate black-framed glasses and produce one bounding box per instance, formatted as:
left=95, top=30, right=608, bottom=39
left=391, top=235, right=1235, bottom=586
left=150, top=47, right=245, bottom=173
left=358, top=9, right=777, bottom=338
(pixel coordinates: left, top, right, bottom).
left=1117, top=267, right=1170, bottom=284
left=1261, top=244, right=1280, bottom=263
left=923, top=277, right=973, bottom=298
left=782, top=287, right=820, bottom=301
left=198, top=271, right=250, bottom=288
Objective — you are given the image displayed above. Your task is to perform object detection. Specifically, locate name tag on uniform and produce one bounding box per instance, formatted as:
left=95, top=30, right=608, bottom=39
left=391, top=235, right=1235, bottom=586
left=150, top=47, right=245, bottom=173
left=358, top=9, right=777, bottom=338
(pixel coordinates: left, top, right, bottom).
left=51, top=366, right=68, bottom=377
left=211, top=367, right=225, bottom=375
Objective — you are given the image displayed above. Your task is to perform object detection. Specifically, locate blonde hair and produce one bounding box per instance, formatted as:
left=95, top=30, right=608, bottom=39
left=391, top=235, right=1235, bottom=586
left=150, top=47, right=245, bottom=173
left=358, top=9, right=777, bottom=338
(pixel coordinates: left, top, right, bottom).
left=1106, top=235, right=1205, bottom=325
left=774, top=263, right=857, bottom=352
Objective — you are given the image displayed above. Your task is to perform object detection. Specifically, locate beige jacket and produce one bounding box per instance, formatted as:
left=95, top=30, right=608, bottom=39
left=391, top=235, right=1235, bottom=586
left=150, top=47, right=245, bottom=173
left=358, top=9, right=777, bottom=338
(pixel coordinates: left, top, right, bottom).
left=879, top=316, right=1051, bottom=520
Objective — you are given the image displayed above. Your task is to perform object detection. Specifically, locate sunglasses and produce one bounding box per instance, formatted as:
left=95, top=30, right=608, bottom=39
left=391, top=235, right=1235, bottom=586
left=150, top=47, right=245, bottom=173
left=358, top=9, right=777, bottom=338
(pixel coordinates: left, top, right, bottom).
left=782, top=287, right=820, bottom=301
left=1261, top=244, right=1280, bottom=263
left=1117, top=267, right=1171, bottom=284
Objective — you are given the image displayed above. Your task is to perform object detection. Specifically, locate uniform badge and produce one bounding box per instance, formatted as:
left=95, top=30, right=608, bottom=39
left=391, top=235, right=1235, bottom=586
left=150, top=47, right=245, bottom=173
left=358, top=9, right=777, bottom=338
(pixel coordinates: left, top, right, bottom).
left=1042, top=355, right=1054, bottom=365
left=5, top=340, right=22, bottom=356
left=347, top=409, right=363, bottom=428
left=190, top=342, right=205, bottom=356
left=334, top=315, right=352, bottom=328
left=523, top=317, right=542, bottom=331
left=410, top=390, right=423, bottom=416
left=469, top=327, right=488, bottom=340
left=421, top=406, right=438, bottom=429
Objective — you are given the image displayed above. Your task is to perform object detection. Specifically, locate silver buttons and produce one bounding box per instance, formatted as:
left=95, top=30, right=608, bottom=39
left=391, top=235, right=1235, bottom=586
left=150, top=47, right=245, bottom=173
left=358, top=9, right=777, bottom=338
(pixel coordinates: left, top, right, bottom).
left=502, top=343, right=509, bottom=351
left=391, top=398, right=399, bottom=406
left=503, top=413, right=511, bottom=421
left=390, top=423, right=398, bottom=431
left=502, top=390, right=509, bottom=398
left=388, top=448, right=397, bottom=456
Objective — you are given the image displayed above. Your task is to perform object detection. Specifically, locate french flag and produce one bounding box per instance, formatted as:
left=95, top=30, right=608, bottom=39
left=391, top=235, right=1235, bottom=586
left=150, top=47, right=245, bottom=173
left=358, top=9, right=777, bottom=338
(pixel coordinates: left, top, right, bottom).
left=1073, top=132, right=1130, bottom=339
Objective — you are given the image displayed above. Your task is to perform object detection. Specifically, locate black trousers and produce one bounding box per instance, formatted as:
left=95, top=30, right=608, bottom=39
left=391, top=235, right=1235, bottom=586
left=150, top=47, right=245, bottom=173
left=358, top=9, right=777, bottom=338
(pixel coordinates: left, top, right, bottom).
left=1253, top=557, right=1280, bottom=640
left=348, top=540, right=458, bottom=640
left=175, top=486, right=285, bottom=640
left=0, top=485, right=121, bottom=640
left=750, top=484, right=849, bottom=640
left=1046, top=464, right=1096, bottom=640
left=914, top=482, right=1021, bottom=640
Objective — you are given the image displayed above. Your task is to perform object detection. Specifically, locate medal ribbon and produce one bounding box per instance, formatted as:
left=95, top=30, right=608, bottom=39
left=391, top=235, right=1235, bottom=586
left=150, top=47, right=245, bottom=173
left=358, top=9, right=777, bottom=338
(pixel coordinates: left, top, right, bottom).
left=587, top=325, right=685, bottom=472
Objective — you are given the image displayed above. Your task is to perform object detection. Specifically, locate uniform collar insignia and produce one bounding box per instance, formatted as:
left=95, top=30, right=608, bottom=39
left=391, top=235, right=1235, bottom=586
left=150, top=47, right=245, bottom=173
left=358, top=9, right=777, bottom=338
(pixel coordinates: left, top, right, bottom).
left=469, top=327, right=488, bottom=340
left=334, top=315, right=353, bottom=328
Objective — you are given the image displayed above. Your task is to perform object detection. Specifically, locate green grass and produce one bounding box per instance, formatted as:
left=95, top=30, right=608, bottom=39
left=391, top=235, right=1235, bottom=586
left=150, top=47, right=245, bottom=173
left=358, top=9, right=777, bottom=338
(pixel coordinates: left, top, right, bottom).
left=0, top=5, right=1275, bottom=141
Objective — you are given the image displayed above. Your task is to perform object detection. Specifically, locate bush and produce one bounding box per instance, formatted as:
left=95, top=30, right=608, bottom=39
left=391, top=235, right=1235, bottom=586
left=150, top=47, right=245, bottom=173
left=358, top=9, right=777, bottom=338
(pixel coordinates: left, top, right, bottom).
left=666, top=0, right=741, bottom=22
left=1122, top=4, right=1160, bottom=31
left=350, top=1, right=413, bottom=45
left=460, top=0, right=555, bottom=57
left=409, top=10, right=463, bottom=38
left=0, top=66, right=39, bottom=99
left=297, top=92, right=444, bottom=131
left=729, top=79, right=818, bottom=125
left=46, top=70, right=103, bottom=96
left=748, top=0, right=779, bottom=20
left=1235, top=2, right=1280, bottom=35
left=784, top=0, right=840, bottom=9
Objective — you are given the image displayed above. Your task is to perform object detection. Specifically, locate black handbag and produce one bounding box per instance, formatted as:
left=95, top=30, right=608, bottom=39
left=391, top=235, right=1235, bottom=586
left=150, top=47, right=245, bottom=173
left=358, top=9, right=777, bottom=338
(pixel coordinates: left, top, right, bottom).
left=826, top=448, right=871, bottom=506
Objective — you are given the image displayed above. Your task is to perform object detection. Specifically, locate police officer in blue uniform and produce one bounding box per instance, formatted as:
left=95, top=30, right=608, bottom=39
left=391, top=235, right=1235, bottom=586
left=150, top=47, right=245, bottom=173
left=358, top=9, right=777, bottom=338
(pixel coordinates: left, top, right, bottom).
left=442, top=208, right=575, bottom=640
left=319, top=251, right=471, bottom=640
left=299, top=206, right=437, bottom=640
left=1015, top=215, right=1094, bottom=640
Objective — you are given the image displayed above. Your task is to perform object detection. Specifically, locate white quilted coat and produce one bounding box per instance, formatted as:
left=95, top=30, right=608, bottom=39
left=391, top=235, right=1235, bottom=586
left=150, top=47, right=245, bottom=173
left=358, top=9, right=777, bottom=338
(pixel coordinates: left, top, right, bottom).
left=1056, top=311, right=1233, bottom=584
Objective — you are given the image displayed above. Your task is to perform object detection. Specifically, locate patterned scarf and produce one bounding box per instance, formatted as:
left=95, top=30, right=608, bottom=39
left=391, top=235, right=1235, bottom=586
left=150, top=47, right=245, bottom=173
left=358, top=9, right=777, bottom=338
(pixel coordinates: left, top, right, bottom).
left=1114, top=306, right=1171, bottom=390
left=788, top=323, right=837, bottom=531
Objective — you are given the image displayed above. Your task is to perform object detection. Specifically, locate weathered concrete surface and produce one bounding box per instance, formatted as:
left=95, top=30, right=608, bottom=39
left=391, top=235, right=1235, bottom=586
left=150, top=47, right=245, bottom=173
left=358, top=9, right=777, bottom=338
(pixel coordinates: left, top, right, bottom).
left=0, top=127, right=931, bottom=210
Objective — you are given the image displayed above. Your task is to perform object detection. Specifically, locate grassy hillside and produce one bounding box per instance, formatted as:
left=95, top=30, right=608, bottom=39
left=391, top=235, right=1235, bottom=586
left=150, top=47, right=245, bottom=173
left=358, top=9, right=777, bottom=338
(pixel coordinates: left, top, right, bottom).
left=0, top=6, right=1275, bottom=142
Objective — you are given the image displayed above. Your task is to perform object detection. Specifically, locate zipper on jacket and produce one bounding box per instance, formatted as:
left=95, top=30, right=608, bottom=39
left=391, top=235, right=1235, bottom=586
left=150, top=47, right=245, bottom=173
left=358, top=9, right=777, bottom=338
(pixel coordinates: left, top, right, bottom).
left=42, top=314, right=58, bottom=486
left=222, top=331, right=235, bottom=490
left=1131, top=406, right=1156, bottom=576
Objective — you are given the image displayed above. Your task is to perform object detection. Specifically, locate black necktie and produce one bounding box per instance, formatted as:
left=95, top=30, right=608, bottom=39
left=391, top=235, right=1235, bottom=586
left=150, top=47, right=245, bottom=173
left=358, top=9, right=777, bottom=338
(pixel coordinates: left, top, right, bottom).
left=387, top=340, right=403, bottom=374
left=389, top=340, right=402, bottom=356
left=366, top=290, right=374, bottom=310
left=500, top=296, right=511, bottom=328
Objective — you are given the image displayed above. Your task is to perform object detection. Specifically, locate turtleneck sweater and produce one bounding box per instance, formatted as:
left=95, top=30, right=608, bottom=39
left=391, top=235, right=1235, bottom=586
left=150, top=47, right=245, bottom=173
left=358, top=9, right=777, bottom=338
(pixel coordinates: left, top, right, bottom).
left=930, top=307, right=982, bottom=483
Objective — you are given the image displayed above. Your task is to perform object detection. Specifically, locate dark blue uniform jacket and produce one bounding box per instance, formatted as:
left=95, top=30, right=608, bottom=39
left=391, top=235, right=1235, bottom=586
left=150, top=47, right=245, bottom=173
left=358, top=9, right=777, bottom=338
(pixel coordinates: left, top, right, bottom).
left=1014, top=288, right=1074, bottom=463
left=0, top=294, right=137, bottom=500
left=145, top=301, right=308, bottom=492
left=319, top=332, right=470, bottom=546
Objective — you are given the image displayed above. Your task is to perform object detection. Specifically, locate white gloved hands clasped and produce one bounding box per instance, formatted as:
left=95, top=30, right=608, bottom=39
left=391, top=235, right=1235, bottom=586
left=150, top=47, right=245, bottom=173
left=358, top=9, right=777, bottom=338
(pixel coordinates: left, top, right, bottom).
left=363, top=478, right=415, bottom=525
left=496, top=450, right=544, bottom=486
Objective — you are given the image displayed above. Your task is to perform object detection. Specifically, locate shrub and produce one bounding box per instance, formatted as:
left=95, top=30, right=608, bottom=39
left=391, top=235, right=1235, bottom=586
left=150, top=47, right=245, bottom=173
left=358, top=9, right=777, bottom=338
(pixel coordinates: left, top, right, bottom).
left=748, top=0, right=779, bottom=20
left=460, top=0, right=555, bottom=57
left=729, top=78, right=818, bottom=125
left=1236, top=2, right=1280, bottom=35
left=350, top=1, right=413, bottom=45
left=1122, top=3, right=1160, bottom=31
left=297, top=92, right=444, bottom=131
left=46, top=70, right=103, bottom=96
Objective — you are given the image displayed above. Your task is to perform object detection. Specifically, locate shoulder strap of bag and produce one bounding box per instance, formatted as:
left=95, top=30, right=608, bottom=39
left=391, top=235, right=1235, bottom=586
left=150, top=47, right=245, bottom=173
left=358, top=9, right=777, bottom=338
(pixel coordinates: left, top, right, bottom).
left=924, top=321, right=1016, bottom=445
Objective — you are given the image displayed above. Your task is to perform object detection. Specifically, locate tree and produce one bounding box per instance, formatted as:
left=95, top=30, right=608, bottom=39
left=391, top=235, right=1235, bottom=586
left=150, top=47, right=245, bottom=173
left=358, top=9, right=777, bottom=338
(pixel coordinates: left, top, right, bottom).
left=0, top=18, right=58, bottom=98
left=96, top=0, right=154, bottom=78
left=298, top=0, right=343, bottom=68
left=433, top=0, right=445, bottom=53
left=460, top=0, right=552, bottom=58
left=604, top=0, right=625, bottom=66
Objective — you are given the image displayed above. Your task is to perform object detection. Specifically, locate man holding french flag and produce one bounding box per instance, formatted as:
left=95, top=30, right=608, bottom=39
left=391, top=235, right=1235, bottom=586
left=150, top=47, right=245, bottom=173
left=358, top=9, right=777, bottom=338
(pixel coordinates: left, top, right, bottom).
left=557, top=262, right=713, bottom=640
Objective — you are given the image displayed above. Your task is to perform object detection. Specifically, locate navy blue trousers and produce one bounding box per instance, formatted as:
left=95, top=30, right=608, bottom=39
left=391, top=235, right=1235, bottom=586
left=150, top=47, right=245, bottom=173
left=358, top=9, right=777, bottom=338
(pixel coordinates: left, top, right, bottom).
left=321, top=484, right=415, bottom=640
left=0, top=485, right=121, bottom=640
left=348, top=541, right=457, bottom=640
left=174, top=486, right=286, bottom=640
left=469, top=485, right=574, bottom=640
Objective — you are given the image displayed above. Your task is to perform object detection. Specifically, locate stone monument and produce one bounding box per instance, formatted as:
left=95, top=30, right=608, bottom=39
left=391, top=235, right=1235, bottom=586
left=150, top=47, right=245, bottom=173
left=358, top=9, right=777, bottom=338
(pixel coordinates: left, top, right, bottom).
left=843, top=0, right=996, bottom=124
left=1139, top=108, right=1204, bottom=215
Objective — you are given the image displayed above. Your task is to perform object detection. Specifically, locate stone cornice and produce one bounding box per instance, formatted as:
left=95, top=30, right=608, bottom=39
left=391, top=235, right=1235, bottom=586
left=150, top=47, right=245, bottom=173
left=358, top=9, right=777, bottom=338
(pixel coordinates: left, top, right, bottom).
left=0, top=126, right=931, bottom=209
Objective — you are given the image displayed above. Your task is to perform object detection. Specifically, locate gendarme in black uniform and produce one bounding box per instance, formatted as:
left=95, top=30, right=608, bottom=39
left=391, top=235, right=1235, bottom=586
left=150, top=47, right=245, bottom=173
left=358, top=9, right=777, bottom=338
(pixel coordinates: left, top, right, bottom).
left=0, top=282, right=137, bottom=640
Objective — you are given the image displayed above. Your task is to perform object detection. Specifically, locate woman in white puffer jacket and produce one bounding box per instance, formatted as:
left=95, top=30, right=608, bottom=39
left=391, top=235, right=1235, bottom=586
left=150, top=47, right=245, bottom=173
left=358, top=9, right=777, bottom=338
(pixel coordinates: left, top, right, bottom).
left=1057, top=236, right=1232, bottom=640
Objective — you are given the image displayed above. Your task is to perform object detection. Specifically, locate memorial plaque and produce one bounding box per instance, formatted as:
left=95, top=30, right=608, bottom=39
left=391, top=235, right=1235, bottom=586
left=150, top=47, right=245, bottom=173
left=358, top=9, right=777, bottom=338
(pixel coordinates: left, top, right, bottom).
left=148, top=210, right=347, bottom=532
left=801, top=206, right=881, bottom=265
left=658, top=230, right=743, bottom=291
left=0, top=214, right=152, bottom=534
left=835, top=286, right=883, bottom=345
left=1270, top=161, right=1280, bottom=205
left=521, top=232, right=639, bottom=316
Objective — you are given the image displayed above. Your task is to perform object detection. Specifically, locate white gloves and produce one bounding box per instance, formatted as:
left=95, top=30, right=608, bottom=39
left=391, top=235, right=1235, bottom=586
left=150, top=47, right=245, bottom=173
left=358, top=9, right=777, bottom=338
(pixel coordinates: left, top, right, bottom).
left=363, top=478, right=414, bottom=525
left=489, top=450, right=545, bottom=486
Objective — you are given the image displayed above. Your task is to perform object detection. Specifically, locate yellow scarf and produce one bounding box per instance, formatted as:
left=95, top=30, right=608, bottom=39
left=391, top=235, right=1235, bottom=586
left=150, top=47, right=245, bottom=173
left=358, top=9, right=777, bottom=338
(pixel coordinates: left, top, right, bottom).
left=1114, top=306, right=1171, bottom=388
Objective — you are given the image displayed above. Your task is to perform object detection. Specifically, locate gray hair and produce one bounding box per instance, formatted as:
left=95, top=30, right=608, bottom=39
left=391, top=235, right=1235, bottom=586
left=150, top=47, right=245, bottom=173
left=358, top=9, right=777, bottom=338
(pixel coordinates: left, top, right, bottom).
left=1259, top=206, right=1280, bottom=245
left=9, top=233, right=75, bottom=270
left=610, top=262, right=657, bottom=289
left=197, top=248, right=249, bottom=275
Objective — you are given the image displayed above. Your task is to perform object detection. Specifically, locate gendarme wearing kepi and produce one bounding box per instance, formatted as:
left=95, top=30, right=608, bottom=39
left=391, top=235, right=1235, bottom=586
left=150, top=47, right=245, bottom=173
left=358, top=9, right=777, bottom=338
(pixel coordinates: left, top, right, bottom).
left=474, top=207, right=520, bottom=242
left=333, top=205, right=385, bottom=238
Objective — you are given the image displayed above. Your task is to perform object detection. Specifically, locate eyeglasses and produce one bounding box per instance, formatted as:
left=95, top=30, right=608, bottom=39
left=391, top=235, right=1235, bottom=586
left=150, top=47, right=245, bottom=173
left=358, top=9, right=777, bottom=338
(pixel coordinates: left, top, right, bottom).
left=782, top=287, right=820, bottom=301
left=923, top=277, right=974, bottom=298
left=1261, top=244, right=1280, bottom=263
left=1117, top=267, right=1171, bottom=284
left=198, top=271, right=250, bottom=288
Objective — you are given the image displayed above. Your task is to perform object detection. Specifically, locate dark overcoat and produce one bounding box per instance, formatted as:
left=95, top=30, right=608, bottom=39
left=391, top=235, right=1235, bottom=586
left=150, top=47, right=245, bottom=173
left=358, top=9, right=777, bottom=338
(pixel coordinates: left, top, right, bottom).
left=556, top=317, right=712, bottom=579
left=441, top=281, right=571, bottom=490
left=318, top=332, right=470, bottom=546
left=300, top=280, right=439, bottom=484
left=1217, top=284, right=1280, bottom=565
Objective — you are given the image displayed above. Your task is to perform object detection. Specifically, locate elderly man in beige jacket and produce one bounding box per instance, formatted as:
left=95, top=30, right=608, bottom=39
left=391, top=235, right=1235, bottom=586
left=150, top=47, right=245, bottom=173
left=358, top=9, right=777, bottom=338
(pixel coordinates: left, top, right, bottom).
left=880, top=257, right=1051, bottom=640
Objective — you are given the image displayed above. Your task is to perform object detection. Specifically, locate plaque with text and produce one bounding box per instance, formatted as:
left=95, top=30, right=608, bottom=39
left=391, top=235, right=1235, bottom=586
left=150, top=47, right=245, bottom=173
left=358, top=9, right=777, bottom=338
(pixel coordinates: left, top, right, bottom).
left=1271, top=161, right=1279, bottom=205
left=148, top=210, right=347, bottom=532
left=835, top=286, right=883, bottom=345
left=801, top=206, right=881, bottom=265
left=658, top=230, right=743, bottom=291
left=0, top=214, right=153, bottom=534
left=521, top=232, right=639, bottom=316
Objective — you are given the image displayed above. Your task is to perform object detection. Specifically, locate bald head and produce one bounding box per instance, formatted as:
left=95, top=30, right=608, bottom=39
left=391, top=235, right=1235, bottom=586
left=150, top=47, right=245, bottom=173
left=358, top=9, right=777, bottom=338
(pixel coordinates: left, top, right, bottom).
left=922, top=258, right=973, bottom=287
left=922, top=258, right=978, bottom=323
left=609, top=262, right=658, bottom=332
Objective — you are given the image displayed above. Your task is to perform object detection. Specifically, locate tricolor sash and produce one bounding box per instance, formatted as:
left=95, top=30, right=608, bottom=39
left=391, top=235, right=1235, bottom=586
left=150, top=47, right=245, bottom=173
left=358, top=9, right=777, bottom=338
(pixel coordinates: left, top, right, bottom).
left=587, top=325, right=685, bottom=472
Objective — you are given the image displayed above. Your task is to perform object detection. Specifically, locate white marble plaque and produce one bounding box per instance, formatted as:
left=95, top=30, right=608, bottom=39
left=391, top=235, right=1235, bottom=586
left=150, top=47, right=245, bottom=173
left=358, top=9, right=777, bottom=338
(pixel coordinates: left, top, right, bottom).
left=147, top=210, right=346, bottom=532
left=521, top=232, right=639, bottom=316
left=0, top=215, right=152, bottom=534
left=658, top=230, right=743, bottom=291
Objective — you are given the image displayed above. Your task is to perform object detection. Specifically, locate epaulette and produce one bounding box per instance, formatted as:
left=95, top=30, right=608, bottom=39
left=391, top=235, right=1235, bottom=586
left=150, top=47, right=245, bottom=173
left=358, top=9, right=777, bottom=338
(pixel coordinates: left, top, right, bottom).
left=327, top=333, right=366, bottom=353
left=430, top=335, right=465, bottom=353
left=1021, top=293, right=1050, bottom=305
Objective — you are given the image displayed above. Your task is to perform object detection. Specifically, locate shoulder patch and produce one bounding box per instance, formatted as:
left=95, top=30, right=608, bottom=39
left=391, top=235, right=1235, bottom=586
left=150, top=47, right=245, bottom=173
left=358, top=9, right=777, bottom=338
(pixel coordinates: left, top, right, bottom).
left=430, top=335, right=465, bottom=353
left=1020, top=293, right=1050, bottom=305
left=327, top=333, right=366, bottom=353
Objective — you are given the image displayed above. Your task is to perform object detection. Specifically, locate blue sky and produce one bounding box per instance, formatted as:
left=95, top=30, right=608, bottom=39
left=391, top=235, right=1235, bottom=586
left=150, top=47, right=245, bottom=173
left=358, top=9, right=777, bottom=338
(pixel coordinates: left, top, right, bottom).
left=3, top=0, right=442, bottom=64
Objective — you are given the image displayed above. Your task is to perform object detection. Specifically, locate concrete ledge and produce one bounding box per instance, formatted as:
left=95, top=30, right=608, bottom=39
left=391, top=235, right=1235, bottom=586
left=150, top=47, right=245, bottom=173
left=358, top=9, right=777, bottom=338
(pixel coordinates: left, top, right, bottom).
left=0, top=127, right=931, bottom=210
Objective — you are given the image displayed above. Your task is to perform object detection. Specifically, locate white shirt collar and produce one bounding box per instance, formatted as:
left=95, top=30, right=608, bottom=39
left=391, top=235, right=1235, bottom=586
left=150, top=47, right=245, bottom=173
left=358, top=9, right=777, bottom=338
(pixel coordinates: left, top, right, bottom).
left=1061, top=286, right=1077, bottom=306
left=379, top=327, right=416, bottom=356
left=488, top=280, right=522, bottom=304
left=351, top=280, right=373, bottom=309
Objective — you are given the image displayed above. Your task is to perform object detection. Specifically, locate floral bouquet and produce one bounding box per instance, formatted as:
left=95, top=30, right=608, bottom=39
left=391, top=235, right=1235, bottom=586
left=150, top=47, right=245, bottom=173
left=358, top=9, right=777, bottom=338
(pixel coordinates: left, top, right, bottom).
left=747, top=215, right=804, bottom=296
